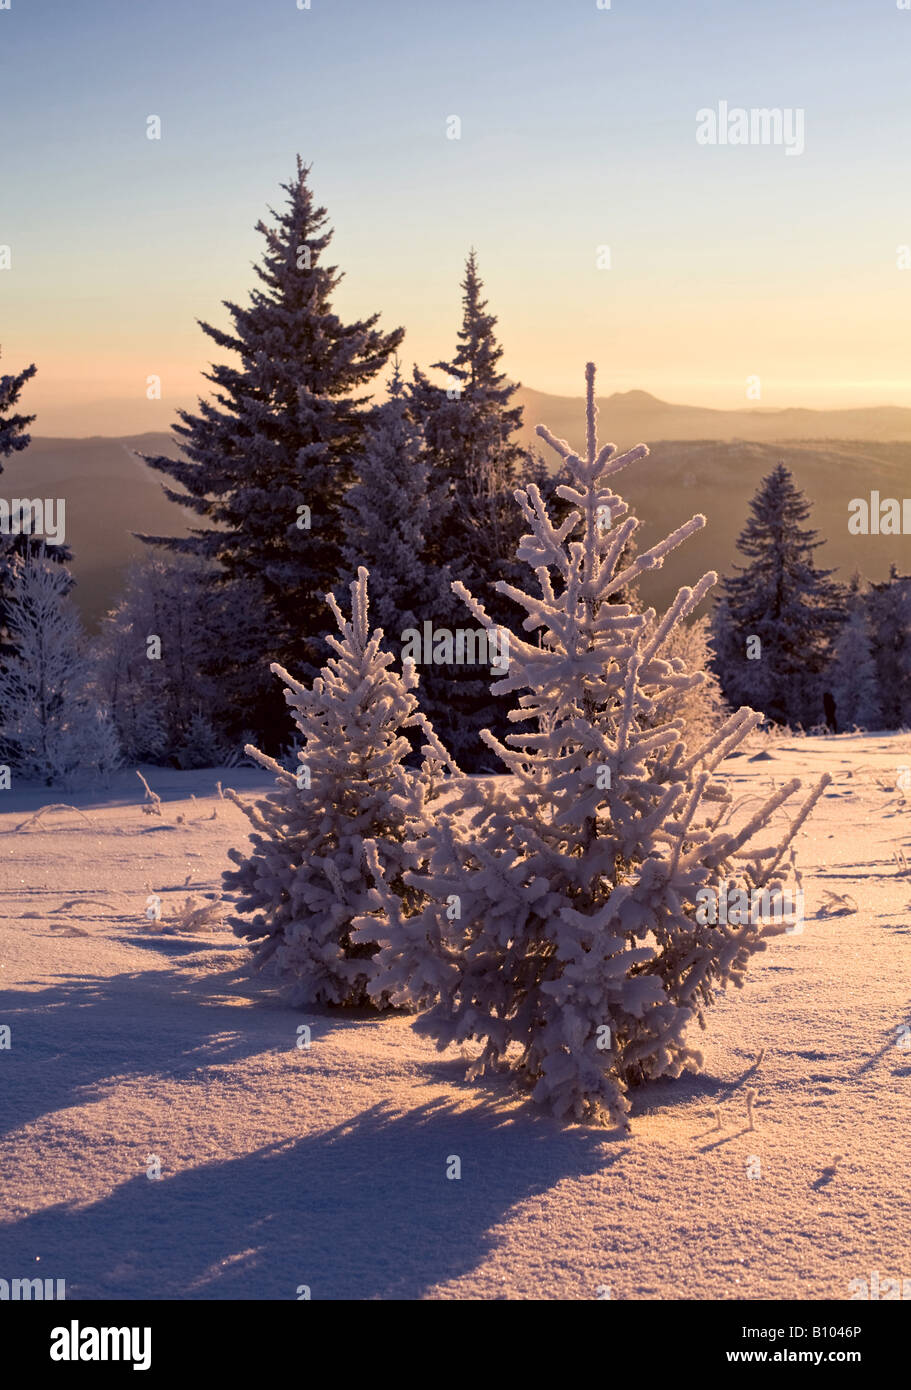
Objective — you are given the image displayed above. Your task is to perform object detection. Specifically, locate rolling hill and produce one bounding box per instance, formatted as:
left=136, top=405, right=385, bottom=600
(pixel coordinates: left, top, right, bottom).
left=515, top=388, right=911, bottom=448
left=4, top=399, right=911, bottom=629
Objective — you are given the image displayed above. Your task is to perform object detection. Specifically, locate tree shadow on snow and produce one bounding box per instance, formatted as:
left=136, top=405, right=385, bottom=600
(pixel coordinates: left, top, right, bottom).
left=1, top=1097, right=627, bottom=1300
left=0, top=963, right=311, bottom=1138
left=851, top=1018, right=911, bottom=1079
left=629, top=1058, right=760, bottom=1118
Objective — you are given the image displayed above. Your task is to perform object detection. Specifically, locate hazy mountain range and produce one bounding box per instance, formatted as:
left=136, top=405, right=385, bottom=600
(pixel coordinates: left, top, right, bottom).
left=516, top=388, right=911, bottom=449
left=4, top=387, right=910, bottom=631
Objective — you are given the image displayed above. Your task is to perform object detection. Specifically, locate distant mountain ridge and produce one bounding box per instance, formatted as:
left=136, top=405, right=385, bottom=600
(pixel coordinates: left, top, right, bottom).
left=29, top=388, right=911, bottom=445
left=3, top=424, right=910, bottom=633
left=514, top=387, right=911, bottom=448
left=0, top=432, right=189, bottom=627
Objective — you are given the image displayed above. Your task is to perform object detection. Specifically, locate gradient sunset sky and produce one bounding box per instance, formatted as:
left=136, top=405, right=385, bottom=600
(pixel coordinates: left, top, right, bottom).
left=2, top=0, right=910, bottom=434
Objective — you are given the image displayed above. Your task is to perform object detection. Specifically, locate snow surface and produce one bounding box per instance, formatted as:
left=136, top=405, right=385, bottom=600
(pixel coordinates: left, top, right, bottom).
left=1, top=738, right=909, bottom=1300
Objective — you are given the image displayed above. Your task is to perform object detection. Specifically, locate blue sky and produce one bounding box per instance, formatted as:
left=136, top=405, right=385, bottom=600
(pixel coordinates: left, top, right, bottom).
left=2, top=0, right=910, bottom=431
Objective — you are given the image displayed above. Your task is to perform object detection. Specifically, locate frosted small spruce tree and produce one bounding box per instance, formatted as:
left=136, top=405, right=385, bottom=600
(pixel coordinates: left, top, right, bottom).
left=0, top=551, right=121, bottom=786
left=361, top=365, right=829, bottom=1125
left=644, top=613, right=727, bottom=745
left=224, top=568, right=453, bottom=1007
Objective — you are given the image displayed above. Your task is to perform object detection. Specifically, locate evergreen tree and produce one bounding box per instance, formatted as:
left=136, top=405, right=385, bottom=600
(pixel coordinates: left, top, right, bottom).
left=0, top=550, right=120, bottom=786
left=409, top=249, right=531, bottom=603
left=224, top=568, right=452, bottom=1008
left=828, top=602, right=881, bottom=732
left=340, top=361, right=449, bottom=639
left=865, top=565, right=911, bottom=729
left=644, top=613, right=727, bottom=744
left=92, top=552, right=261, bottom=765
left=0, top=353, right=73, bottom=664
left=407, top=252, right=538, bottom=767
left=0, top=351, right=36, bottom=459
left=138, top=159, right=404, bottom=745
left=712, top=464, right=844, bottom=727
left=174, top=709, right=230, bottom=771
left=360, top=365, right=828, bottom=1125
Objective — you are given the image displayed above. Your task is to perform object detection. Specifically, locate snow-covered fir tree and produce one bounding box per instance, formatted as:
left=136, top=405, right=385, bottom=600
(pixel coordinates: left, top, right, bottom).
left=619, top=544, right=725, bottom=740
left=224, top=568, right=453, bottom=1007
left=409, top=250, right=529, bottom=591
left=359, top=365, right=828, bottom=1126
left=712, top=464, right=844, bottom=728
left=0, top=353, right=73, bottom=665
left=865, top=565, right=911, bottom=729
left=138, top=159, right=404, bottom=746
left=0, top=550, right=120, bottom=786
left=93, top=552, right=261, bottom=765
left=827, top=601, right=881, bottom=731
left=1, top=362, right=80, bottom=770
left=408, top=252, right=542, bottom=766
left=644, top=613, right=727, bottom=744
left=0, top=350, right=36, bottom=459
left=340, top=361, right=450, bottom=641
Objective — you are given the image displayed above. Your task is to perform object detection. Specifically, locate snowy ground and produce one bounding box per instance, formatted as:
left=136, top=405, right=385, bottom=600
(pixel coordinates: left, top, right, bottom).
left=1, top=737, right=909, bottom=1301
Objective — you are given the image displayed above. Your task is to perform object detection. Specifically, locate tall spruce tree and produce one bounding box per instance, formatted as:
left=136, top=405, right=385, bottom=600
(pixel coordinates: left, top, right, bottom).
left=828, top=602, right=881, bottom=732
left=865, top=565, right=911, bottom=729
left=712, top=464, right=844, bottom=728
left=0, top=354, right=72, bottom=665
left=409, top=249, right=529, bottom=602
left=407, top=252, right=539, bottom=767
left=0, top=353, right=38, bottom=656
left=138, top=159, right=403, bottom=746
left=0, top=351, right=36, bottom=459
left=339, top=361, right=450, bottom=640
